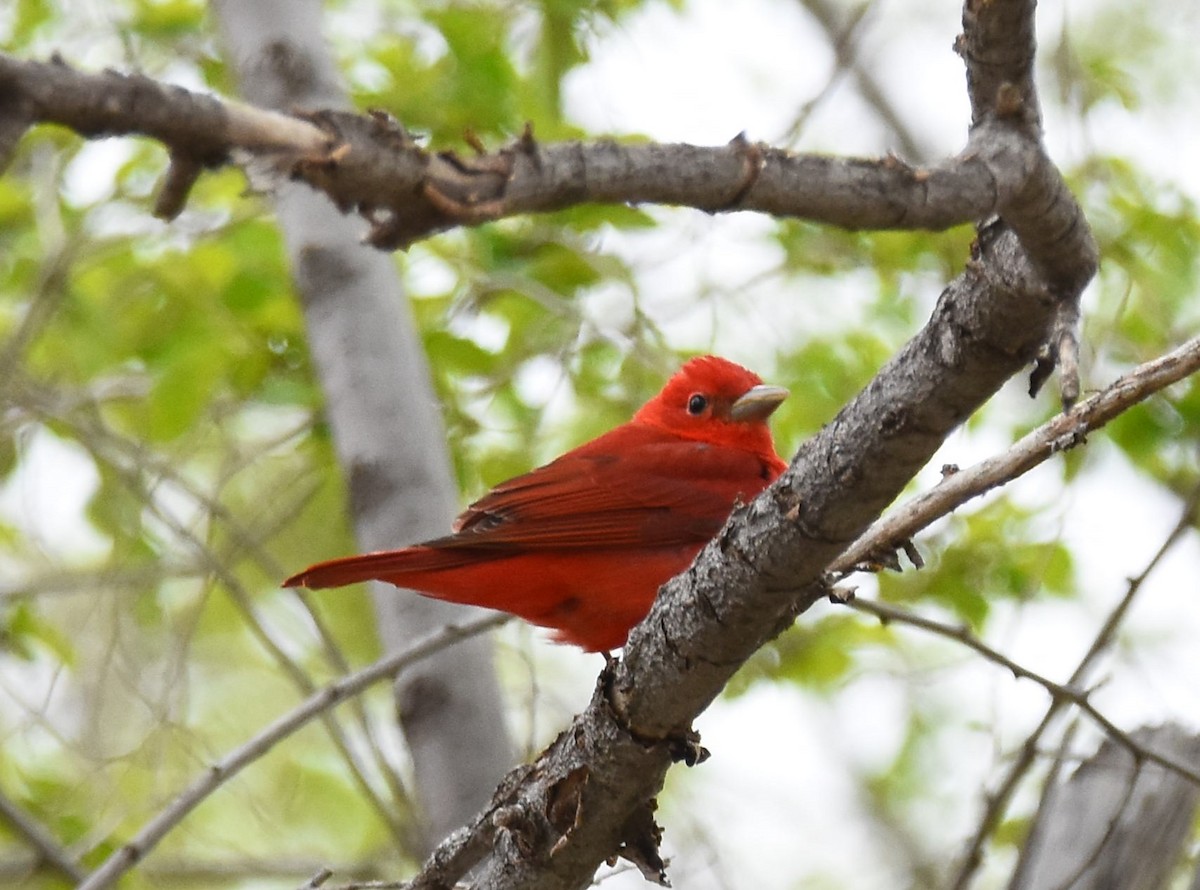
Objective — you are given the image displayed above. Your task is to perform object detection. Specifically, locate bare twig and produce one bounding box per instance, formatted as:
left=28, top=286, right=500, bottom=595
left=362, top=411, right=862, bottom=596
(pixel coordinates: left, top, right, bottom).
left=0, top=563, right=207, bottom=600
left=0, top=855, right=379, bottom=885
left=0, top=787, right=85, bottom=883
left=0, top=197, right=75, bottom=407
left=12, top=376, right=417, bottom=846
left=790, top=0, right=932, bottom=160
left=842, top=596, right=1200, bottom=789
left=812, top=338, right=1200, bottom=886
left=946, top=480, right=1200, bottom=888
left=77, top=613, right=509, bottom=890
left=830, top=334, right=1200, bottom=577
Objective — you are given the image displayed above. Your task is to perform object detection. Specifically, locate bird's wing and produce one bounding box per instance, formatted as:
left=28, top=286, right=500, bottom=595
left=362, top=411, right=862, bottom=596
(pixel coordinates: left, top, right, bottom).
left=446, top=425, right=778, bottom=551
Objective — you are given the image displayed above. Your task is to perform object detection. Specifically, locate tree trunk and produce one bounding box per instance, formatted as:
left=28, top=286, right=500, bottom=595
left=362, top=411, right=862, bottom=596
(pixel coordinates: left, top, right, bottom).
left=211, top=0, right=513, bottom=853
left=1010, top=724, right=1200, bottom=890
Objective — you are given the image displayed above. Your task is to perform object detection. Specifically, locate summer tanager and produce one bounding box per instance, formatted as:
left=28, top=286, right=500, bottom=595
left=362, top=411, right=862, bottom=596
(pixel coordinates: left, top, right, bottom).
left=283, top=355, right=788, bottom=651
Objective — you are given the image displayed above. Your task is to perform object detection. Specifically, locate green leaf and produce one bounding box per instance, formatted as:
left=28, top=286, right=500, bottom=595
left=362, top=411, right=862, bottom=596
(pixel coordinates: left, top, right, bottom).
left=2, top=602, right=77, bottom=664
left=727, top=614, right=891, bottom=695
left=879, top=502, right=1078, bottom=628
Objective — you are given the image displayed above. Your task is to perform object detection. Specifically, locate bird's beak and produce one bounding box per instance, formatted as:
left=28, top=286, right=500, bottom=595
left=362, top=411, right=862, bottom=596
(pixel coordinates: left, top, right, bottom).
left=730, top=384, right=789, bottom=422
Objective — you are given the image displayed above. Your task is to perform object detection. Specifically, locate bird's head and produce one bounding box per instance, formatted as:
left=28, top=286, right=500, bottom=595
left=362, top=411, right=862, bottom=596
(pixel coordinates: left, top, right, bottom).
left=634, top=355, right=788, bottom=457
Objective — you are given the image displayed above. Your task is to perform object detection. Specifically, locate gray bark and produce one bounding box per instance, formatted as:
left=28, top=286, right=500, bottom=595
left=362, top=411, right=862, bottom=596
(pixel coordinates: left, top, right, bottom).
left=1011, top=724, right=1200, bottom=890
left=210, top=0, right=512, bottom=852
left=0, top=0, right=1109, bottom=882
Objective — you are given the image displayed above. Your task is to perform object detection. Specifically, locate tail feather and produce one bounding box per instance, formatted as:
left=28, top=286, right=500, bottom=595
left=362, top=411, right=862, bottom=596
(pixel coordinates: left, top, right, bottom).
left=282, top=545, right=474, bottom=590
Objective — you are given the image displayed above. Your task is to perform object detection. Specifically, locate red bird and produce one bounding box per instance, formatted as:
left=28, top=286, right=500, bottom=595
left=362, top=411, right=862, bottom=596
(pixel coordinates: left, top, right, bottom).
left=283, top=356, right=788, bottom=651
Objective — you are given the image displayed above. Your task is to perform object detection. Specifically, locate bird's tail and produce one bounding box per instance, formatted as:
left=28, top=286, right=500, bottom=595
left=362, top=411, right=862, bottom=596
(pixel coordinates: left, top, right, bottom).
left=282, top=545, right=468, bottom=590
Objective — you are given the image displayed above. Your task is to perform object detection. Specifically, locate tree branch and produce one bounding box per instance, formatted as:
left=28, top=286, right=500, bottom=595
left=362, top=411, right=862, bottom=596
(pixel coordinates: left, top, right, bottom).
left=0, top=787, right=84, bottom=884
left=0, top=50, right=1060, bottom=251
left=842, top=597, right=1200, bottom=788
left=814, top=338, right=1200, bottom=882
left=949, top=478, right=1200, bottom=888
left=831, top=334, right=1200, bottom=574
left=76, top=614, right=508, bottom=890
left=11, top=379, right=418, bottom=853
left=958, top=0, right=1040, bottom=128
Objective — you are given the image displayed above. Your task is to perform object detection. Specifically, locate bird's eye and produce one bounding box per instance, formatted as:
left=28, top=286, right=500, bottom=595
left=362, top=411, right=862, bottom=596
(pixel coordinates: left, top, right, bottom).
left=687, top=394, right=708, bottom=415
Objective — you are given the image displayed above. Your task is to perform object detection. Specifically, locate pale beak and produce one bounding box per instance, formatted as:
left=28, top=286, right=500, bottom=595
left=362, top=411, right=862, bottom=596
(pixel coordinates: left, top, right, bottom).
left=730, top=384, right=789, bottom=422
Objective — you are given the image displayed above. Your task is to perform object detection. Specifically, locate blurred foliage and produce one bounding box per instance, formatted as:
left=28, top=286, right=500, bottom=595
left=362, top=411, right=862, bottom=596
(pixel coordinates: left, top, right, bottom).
left=1, top=0, right=1198, bottom=888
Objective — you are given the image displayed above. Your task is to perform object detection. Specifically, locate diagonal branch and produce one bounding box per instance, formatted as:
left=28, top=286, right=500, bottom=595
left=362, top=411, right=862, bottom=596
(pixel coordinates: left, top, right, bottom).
left=843, top=596, right=1200, bottom=788
left=12, top=381, right=418, bottom=853
left=831, top=334, right=1200, bottom=574
left=76, top=614, right=508, bottom=890
left=947, top=478, right=1200, bottom=888
left=792, top=0, right=933, bottom=160
left=0, top=787, right=85, bottom=883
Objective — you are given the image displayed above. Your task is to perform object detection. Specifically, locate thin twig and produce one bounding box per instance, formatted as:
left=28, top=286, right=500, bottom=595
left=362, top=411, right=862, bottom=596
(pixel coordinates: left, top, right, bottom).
left=812, top=338, right=1200, bottom=887
left=944, top=479, right=1200, bottom=888
left=829, top=334, right=1200, bottom=576
left=789, top=0, right=931, bottom=159
left=0, top=563, right=207, bottom=599
left=0, top=787, right=85, bottom=883
left=15, top=378, right=417, bottom=850
left=842, top=596, right=1200, bottom=789
left=77, top=613, right=509, bottom=890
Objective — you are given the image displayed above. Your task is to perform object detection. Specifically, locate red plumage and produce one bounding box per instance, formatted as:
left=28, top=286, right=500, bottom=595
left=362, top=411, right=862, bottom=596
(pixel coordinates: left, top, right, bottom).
left=283, top=356, right=788, bottom=650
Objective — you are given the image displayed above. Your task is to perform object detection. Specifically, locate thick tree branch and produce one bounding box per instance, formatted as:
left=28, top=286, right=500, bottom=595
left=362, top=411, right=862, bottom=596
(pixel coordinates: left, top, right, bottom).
left=1, top=0, right=1102, bottom=885
left=958, top=0, right=1040, bottom=128
left=0, top=50, right=1062, bottom=251
left=0, top=53, right=328, bottom=164
left=406, top=228, right=1078, bottom=890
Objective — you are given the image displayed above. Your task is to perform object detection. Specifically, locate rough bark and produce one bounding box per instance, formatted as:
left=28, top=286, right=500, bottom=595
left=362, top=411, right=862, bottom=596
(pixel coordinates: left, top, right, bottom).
left=412, top=1, right=1099, bottom=887
left=1010, top=725, right=1200, bottom=890
left=0, top=56, right=1073, bottom=251
left=448, top=225, right=1084, bottom=890
left=210, top=0, right=512, bottom=852
left=0, top=0, right=1104, bottom=884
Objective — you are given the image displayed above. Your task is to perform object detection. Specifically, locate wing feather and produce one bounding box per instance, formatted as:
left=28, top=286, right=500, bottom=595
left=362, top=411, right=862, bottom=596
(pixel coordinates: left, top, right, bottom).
left=445, top=425, right=778, bottom=551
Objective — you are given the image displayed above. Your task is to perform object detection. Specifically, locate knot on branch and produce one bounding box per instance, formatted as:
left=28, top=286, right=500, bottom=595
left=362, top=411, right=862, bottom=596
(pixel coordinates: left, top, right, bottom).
left=494, top=765, right=671, bottom=887
left=602, top=654, right=711, bottom=767
left=291, top=107, right=425, bottom=207
left=701, top=132, right=764, bottom=212
left=153, top=150, right=206, bottom=220
left=290, top=115, right=545, bottom=249
left=412, top=123, right=544, bottom=243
